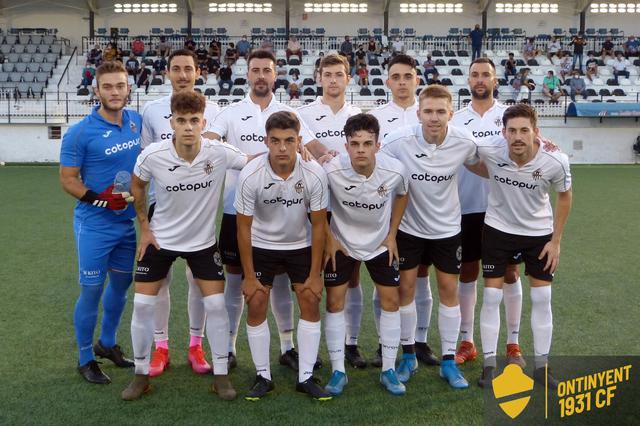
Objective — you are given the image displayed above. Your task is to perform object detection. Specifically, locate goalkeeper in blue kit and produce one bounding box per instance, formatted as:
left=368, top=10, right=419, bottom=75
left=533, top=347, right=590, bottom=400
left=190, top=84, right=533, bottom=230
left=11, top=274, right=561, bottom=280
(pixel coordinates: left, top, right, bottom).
left=60, top=61, right=142, bottom=384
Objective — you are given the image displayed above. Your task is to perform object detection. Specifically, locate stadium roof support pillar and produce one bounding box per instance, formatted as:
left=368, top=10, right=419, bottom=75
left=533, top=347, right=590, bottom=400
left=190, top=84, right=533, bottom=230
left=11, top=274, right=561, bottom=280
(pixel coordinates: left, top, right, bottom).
left=186, top=0, right=193, bottom=36
left=285, top=0, right=290, bottom=38
left=575, top=0, right=590, bottom=33
left=86, top=0, right=97, bottom=37
left=478, top=0, right=491, bottom=32
left=383, top=0, right=390, bottom=36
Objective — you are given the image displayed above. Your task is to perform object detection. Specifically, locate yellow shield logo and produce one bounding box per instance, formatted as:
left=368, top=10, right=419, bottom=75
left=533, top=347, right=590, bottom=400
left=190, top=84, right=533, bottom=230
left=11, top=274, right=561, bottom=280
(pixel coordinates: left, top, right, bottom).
left=493, top=364, right=535, bottom=419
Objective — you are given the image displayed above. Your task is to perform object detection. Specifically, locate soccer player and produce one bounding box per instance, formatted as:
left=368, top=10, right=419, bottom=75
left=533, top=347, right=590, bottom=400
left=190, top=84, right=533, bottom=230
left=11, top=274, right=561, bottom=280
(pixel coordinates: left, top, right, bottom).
left=474, top=104, right=572, bottom=389
left=381, top=85, right=478, bottom=389
left=59, top=61, right=140, bottom=384
left=235, top=111, right=331, bottom=401
left=122, top=91, right=252, bottom=401
left=369, top=54, right=439, bottom=367
left=451, top=58, right=525, bottom=367
left=297, top=53, right=368, bottom=368
left=140, top=48, right=221, bottom=377
left=323, top=113, right=408, bottom=396
left=209, top=49, right=328, bottom=370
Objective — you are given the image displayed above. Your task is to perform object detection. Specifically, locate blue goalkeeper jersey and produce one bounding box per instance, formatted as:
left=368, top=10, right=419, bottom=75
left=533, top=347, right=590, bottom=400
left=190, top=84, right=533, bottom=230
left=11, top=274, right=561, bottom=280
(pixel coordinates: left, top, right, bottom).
left=60, top=106, right=142, bottom=223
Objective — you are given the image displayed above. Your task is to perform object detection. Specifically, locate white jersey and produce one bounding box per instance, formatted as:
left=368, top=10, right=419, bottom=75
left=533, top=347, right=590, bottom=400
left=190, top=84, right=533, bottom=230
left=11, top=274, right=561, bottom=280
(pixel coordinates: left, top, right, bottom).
left=381, top=124, right=478, bottom=239
left=296, top=97, right=362, bottom=154
left=134, top=139, right=247, bottom=252
left=368, top=99, right=419, bottom=141
left=479, top=141, right=572, bottom=236
left=234, top=154, right=328, bottom=250
left=451, top=100, right=507, bottom=215
left=324, top=153, right=408, bottom=261
left=210, top=95, right=317, bottom=215
left=140, top=94, right=220, bottom=148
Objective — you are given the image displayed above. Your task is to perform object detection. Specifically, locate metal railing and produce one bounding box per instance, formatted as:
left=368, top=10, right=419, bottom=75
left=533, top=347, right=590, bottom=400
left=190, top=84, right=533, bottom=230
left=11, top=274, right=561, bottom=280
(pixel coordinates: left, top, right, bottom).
left=56, top=46, right=78, bottom=101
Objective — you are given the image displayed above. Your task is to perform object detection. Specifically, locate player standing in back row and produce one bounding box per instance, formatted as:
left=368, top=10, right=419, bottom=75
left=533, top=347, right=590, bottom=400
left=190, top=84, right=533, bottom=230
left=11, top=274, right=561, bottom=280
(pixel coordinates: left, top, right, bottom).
left=297, top=53, right=367, bottom=368
left=140, top=48, right=220, bottom=377
left=450, top=58, right=525, bottom=367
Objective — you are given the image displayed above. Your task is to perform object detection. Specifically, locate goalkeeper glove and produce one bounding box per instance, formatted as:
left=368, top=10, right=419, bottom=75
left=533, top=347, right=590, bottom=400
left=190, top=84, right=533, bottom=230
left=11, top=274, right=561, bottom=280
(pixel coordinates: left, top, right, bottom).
left=81, top=184, right=129, bottom=210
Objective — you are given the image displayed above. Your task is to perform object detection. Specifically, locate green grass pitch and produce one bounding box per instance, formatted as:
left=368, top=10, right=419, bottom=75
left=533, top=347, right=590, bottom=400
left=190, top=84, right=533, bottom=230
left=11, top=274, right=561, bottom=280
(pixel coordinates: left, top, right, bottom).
left=0, top=165, right=638, bottom=424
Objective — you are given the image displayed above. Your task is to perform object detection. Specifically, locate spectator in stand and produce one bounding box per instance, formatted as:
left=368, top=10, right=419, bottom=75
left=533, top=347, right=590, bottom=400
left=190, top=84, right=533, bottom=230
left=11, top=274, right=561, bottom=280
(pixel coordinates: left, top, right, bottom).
left=511, top=68, right=535, bottom=101
left=125, top=53, right=139, bottom=76
left=0, top=52, right=4, bottom=64
left=612, top=52, right=630, bottom=83
left=77, top=65, right=95, bottom=89
left=131, top=37, right=145, bottom=57
left=585, top=60, right=598, bottom=83
left=136, top=66, right=151, bottom=94
left=218, top=65, right=233, bottom=90
left=286, top=35, right=302, bottom=61
left=469, top=24, right=484, bottom=60
left=87, top=44, right=102, bottom=66
left=380, top=47, right=391, bottom=70
left=314, top=51, right=324, bottom=78
left=367, top=36, right=379, bottom=62
left=355, top=44, right=367, bottom=68
left=195, top=43, right=208, bottom=66
left=504, top=52, right=517, bottom=80
left=115, top=45, right=124, bottom=63
left=546, top=36, right=562, bottom=60
left=340, top=35, right=354, bottom=64
left=542, top=70, right=563, bottom=102
left=559, top=55, right=573, bottom=82
left=206, top=55, right=220, bottom=78
left=157, top=36, right=171, bottom=57
left=184, top=36, right=196, bottom=51
left=237, top=35, right=251, bottom=58
left=276, top=59, right=288, bottom=81
left=601, top=36, right=615, bottom=60
left=624, top=35, right=639, bottom=57
left=209, top=37, right=222, bottom=59
left=423, top=55, right=439, bottom=80
left=568, top=70, right=587, bottom=102
left=260, top=36, right=274, bottom=53
left=569, top=32, right=586, bottom=72
left=392, top=36, right=405, bottom=55
left=152, top=56, right=167, bottom=81
left=357, top=63, right=369, bottom=86
left=288, top=70, right=302, bottom=99
left=585, top=52, right=598, bottom=73
left=523, top=38, right=541, bottom=62
left=198, top=60, right=209, bottom=81
left=224, top=42, right=238, bottom=67
left=103, top=43, right=117, bottom=62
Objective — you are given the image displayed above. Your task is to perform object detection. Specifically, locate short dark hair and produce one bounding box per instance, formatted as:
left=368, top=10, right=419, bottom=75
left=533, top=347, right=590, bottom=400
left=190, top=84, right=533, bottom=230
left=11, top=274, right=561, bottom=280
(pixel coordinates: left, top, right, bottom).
left=171, top=91, right=206, bottom=115
left=344, top=113, right=380, bottom=141
left=502, top=103, right=538, bottom=128
left=469, top=57, right=496, bottom=72
left=388, top=54, right=417, bottom=73
left=95, top=61, right=127, bottom=84
left=247, top=49, right=277, bottom=68
left=168, top=49, right=198, bottom=68
left=319, top=53, right=350, bottom=75
left=265, top=111, right=300, bottom=135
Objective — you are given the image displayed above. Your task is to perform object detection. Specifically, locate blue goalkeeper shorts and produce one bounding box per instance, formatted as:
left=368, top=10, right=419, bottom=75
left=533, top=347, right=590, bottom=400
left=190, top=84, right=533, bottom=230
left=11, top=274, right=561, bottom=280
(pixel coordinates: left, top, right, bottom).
left=73, top=217, right=136, bottom=286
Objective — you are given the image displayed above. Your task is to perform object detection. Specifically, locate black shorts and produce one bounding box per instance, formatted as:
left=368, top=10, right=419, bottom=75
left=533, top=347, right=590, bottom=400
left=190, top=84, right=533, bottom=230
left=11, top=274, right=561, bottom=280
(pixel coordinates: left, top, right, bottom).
left=396, top=230, right=461, bottom=274
left=135, top=244, right=225, bottom=282
left=461, top=212, right=485, bottom=262
left=324, top=251, right=399, bottom=287
left=218, top=213, right=241, bottom=267
left=252, top=246, right=311, bottom=286
left=482, top=225, right=553, bottom=282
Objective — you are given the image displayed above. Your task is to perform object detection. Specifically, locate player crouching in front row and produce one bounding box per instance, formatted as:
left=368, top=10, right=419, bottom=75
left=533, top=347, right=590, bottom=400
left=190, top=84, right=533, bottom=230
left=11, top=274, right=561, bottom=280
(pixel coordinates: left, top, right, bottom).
left=322, top=114, right=409, bottom=396
left=235, top=111, right=332, bottom=401
left=122, top=91, right=254, bottom=401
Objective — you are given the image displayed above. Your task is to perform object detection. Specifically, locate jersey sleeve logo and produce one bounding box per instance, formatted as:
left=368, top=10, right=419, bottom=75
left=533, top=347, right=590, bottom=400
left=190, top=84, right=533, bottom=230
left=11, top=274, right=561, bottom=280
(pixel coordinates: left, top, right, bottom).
left=532, top=168, right=543, bottom=180
left=204, top=160, right=214, bottom=175
left=294, top=179, right=304, bottom=194
left=377, top=184, right=389, bottom=198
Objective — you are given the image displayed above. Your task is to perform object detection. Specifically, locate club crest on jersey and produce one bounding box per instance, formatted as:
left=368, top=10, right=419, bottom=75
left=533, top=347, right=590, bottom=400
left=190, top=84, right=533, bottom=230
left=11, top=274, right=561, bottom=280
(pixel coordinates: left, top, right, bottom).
left=213, top=251, right=222, bottom=267
left=532, top=168, right=542, bottom=180
left=294, top=179, right=304, bottom=194
left=204, top=160, right=214, bottom=175
left=494, top=117, right=502, bottom=128
left=129, top=121, right=137, bottom=133
left=377, top=184, right=389, bottom=198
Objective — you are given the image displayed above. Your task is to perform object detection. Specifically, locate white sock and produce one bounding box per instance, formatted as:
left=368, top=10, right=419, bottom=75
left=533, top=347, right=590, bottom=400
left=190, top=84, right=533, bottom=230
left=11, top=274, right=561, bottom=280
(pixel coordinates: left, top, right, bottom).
left=531, top=286, right=553, bottom=368
left=153, top=270, right=171, bottom=345
left=380, top=309, right=401, bottom=371
left=414, top=276, right=432, bottom=343
left=131, top=293, right=157, bottom=375
left=458, top=280, right=477, bottom=344
left=224, top=273, right=243, bottom=353
left=297, top=319, right=321, bottom=382
left=270, top=273, right=295, bottom=354
left=247, top=320, right=271, bottom=380
left=480, top=288, right=503, bottom=367
left=345, top=285, right=363, bottom=346
left=504, top=278, right=523, bottom=345
left=324, top=311, right=346, bottom=373
left=372, top=287, right=381, bottom=342
left=203, top=294, right=229, bottom=375
left=186, top=267, right=206, bottom=339
left=438, top=303, right=461, bottom=358
left=399, top=301, right=417, bottom=347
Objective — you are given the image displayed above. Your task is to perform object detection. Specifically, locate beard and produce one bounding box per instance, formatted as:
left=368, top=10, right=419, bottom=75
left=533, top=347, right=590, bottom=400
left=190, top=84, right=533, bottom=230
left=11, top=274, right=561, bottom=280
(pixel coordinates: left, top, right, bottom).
left=251, top=80, right=273, bottom=97
left=99, top=95, right=127, bottom=112
left=471, top=86, right=492, bottom=100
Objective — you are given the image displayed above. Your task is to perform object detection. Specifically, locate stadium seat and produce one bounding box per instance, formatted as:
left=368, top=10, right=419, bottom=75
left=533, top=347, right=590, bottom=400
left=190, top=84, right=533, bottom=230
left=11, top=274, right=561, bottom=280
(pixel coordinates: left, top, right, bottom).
left=0, top=72, right=8, bottom=82
left=43, top=35, right=55, bottom=45
left=444, top=50, right=456, bottom=57
left=458, top=88, right=471, bottom=96
left=359, top=87, right=371, bottom=96
left=14, top=63, right=27, bottom=73
left=553, top=28, right=563, bottom=35
left=457, top=50, right=469, bottom=57
left=441, top=78, right=453, bottom=86
left=371, top=78, right=383, bottom=86
left=599, top=88, right=611, bottom=96
left=435, top=59, right=446, bottom=66
left=233, top=78, right=246, bottom=86
left=39, top=63, right=53, bottom=73
left=13, top=44, right=25, bottom=54
left=50, top=44, right=61, bottom=55
left=432, top=50, right=443, bottom=57
left=20, top=53, right=32, bottom=63
left=527, top=59, right=538, bottom=66
left=448, top=59, right=459, bottom=66
left=302, top=78, right=315, bottom=86
left=26, top=44, right=38, bottom=54
left=1, top=63, right=13, bottom=72
left=303, top=87, right=316, bottom=96
left=451, top=68, right=463, bottom=76
left=5, top=35, right=17, bottom=44
left=23, top=72, right=35, bottom=82
left=373, top=88, right=386, bottom=96
left=370, top=68, right=382, bottom=76
left=219, top=88, right=231, bottom=96
left=612, top=89, right=626, bottom=96
left=0, top=45, right=11, bottom=55
left=232, top=88, right=245, bottom=96
left=35, top=72, right=48, bottom=83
